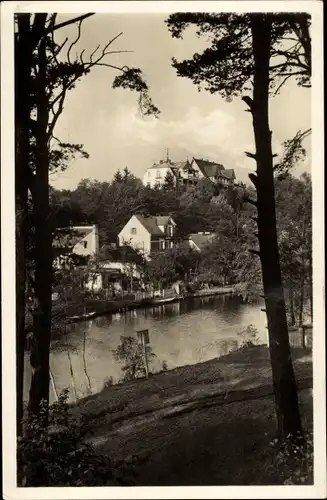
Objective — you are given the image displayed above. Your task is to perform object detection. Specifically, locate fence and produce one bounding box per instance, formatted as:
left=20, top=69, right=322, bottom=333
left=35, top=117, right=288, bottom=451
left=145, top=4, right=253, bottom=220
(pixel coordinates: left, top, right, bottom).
left=288, top=325, right=313, bottom=349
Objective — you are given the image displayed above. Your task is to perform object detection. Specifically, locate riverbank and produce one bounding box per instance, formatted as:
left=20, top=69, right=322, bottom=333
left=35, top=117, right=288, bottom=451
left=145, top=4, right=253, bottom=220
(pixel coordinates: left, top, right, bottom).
left=72, top=345, right=313, bottom=485
left=25, top=286, right=234, bottom=334
left=66, top=285, right=234, bottom=322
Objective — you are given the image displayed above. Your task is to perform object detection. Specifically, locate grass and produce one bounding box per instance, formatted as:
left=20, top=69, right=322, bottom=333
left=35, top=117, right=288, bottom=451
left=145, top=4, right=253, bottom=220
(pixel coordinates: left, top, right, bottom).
left=70, top=345, right=313, bottom=486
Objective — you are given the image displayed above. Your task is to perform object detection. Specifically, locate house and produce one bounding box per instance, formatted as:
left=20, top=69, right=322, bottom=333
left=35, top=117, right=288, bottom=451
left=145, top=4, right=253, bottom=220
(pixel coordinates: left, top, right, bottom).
left=191, top=158, right=235, bottom=187
left=142, top=155, right=236, bottom=189
left=143, top=159, right=177, bottom=189
left=187, top=232, right=216, bottom=252
left=85, top=246, right=144, bottom=293
left=53, top=225, right=99, bottom=268
left=118, top=214, right=177, bottom=258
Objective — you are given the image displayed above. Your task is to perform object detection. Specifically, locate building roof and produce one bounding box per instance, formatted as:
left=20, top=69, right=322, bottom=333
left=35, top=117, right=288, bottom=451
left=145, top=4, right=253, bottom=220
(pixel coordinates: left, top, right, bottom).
left=189, top=232, right=215, bottom=250
left=148, top=159, right=191, bottom=171
left=134, top=214, right=164, bottom=236
left=223, top=168, right=236, bottom=180
left=155, top=216, right=176, bottom=227
left=148, top=160, right=174, bottom=169
left=174, top=161, right=190, bottom=170
left=53, top=226, right=95, bottom=252
left=193, top=158, right=225, bottom=178
left=101, top=245, right=144, bottom=264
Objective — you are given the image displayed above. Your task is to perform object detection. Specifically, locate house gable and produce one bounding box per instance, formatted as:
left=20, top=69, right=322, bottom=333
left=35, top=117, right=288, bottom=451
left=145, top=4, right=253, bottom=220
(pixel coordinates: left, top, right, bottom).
left=118, top=215, right=153, bottom=256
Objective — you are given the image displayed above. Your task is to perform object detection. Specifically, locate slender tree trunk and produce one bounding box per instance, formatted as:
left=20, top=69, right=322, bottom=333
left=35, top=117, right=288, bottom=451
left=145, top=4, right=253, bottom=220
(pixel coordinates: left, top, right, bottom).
left=15, top=15, right=32, bottom=435
left=249, top=15, right=302, bottom=439
left=298, top=216, right=307, bottom=326
left=309, top=250, right=313, bottom=323
left=289, top=285, right=296, bottom=326
left=28, top=35, right=53, bottom=416
left=298, top=280, right=305, bottom=326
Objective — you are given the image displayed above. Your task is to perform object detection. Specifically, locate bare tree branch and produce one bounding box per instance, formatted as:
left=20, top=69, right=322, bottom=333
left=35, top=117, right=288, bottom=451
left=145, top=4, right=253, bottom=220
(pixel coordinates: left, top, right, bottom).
left=48, top=13, right=95, bottom=34
left=89, top=44, right=100, bottom=62
left=273, top=74, right=293, bottom=95
left=67, top=18, right=83, bottom=64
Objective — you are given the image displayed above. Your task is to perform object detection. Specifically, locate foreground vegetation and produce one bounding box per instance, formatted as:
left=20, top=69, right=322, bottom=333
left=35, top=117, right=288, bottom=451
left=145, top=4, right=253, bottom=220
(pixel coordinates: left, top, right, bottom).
left=18, top=344, right=313, bottom=486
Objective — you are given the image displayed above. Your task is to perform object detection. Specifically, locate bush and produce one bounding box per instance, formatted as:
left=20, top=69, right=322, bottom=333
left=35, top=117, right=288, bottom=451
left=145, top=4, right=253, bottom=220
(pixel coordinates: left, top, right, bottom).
left=237, top=324, right=260, bottom=348
left=102, top=375, right=114, bottom=389
left=113, top=336, right=156, bottom=382
left=270, top=432, right=313, bottom=485
left=17, top=390, right=135, bottom=486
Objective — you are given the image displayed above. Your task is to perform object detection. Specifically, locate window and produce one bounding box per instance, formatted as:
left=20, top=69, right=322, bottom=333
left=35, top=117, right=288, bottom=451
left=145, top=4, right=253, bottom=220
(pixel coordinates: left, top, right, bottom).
left=156, top=170, right=161, bottom=178
left=148, top=171, right=151, bottom=177
left=159, top=240, right=165, bottom=250
left=83, top=241, right=87, bottom=249
left=167, top=225, right=173, bottom=237
left=130, top=227, right=137, bottom=235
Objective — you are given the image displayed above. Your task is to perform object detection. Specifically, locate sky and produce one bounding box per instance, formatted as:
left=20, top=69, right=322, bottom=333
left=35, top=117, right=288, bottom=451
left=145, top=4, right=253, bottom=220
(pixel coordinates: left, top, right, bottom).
left=50, top=13, right=311, bottom=190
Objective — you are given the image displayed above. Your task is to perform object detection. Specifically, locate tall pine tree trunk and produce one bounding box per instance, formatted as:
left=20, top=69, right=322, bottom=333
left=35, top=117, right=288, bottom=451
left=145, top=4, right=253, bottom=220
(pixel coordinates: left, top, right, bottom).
left=249, top=15, right=302, bottom=439
left=15, top=14, right=32, bottom=435
left=28, top=35, right=53, bottom=416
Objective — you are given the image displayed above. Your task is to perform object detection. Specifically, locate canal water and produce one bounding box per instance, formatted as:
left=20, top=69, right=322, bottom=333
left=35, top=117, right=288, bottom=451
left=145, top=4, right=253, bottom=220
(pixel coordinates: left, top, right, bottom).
left=23, top=295, right=267, bottom=403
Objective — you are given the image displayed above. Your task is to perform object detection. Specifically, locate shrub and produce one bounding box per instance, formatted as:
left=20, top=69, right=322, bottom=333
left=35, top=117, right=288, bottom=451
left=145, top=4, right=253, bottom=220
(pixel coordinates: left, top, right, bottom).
left=17, top=390, right=135, bottom=486
left=270, top=432, right=314, bottom=485
left=102, top=375, right=114, bottom=389
left=237, top=324, right=260, bottom=348
left=113, top=336, right=156, bottom=382
left=161, top=360, right=168, bottom=371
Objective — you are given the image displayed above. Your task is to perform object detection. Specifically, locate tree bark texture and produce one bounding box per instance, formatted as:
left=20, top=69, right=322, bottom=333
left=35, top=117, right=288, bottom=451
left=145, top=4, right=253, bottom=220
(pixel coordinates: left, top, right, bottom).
left=15, top=14, right=32, bottom=435
left=250, top=15, right=303, bottom=438
left=28, top=33, right=53, bottom=416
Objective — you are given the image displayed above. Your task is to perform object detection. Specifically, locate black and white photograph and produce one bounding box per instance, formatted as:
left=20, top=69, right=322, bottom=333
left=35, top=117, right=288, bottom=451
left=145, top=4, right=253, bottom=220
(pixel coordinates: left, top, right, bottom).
left=1, top=1, right=325, bottom=498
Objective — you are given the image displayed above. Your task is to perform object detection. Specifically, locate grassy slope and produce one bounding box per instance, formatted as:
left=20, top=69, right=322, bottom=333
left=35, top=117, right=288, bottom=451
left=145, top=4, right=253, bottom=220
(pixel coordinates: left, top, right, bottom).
left=73, top=345, right=313, bottom=486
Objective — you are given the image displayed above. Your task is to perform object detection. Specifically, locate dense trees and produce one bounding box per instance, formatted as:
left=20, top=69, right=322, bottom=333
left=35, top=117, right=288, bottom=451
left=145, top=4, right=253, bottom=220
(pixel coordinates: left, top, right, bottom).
left=52, top=169, right=311, bottom=301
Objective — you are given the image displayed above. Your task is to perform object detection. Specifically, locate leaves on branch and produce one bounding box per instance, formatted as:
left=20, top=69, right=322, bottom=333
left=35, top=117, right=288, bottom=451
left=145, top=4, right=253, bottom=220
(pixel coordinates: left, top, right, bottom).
left=49, top=142, right=89, bottom=173
left=274, top=128, right=311, bottom=178
left=113, top=68, right=160, bottom=117
left=166, top=12, right=311, bottom=97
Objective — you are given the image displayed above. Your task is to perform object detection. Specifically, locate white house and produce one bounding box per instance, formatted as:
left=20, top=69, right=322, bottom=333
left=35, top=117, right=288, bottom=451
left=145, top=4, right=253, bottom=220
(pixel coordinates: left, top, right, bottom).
left=53, top=225, right=99, bottom=268
left=118, top=214, right=177, bottom=258
left=143, top=159, right=177, bottom=189
left=143, top=155, right=236, bottom=189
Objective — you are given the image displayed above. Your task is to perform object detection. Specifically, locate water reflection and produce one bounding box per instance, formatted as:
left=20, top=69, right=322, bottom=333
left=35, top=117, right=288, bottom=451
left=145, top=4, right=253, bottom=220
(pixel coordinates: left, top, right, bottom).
left=24, top=295, right=266, bottom=403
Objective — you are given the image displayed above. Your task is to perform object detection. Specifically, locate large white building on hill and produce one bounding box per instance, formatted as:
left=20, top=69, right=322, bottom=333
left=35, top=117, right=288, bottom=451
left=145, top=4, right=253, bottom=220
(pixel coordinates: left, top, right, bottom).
left=142, top=155, right=236, bottom=189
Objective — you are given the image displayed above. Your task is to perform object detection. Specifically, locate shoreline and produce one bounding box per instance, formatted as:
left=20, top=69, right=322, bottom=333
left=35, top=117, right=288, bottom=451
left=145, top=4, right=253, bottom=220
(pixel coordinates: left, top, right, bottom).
left=24, top=286, right=234, bottom=342
left=66, top=286, right=234, bottom=324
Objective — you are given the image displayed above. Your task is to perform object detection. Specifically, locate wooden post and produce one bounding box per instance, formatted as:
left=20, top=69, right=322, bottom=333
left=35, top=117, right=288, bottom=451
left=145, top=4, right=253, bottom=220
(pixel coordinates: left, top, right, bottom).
left=302, top=326, right=306, bottom=349
left=143, top=334, right=149, bottom=379
left=137, top=329, right=150, bottom=378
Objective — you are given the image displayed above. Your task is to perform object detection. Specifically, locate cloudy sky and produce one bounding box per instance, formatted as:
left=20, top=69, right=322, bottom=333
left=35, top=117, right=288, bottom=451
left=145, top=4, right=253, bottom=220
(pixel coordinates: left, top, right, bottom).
left=51, top=13, right=311, bottom=190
